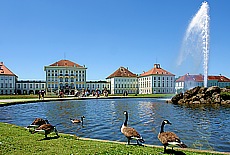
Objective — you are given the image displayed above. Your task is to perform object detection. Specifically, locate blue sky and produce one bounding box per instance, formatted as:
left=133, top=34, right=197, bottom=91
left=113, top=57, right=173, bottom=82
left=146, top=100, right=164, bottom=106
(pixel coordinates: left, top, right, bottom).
left=0, top=0, right=229, bottom=81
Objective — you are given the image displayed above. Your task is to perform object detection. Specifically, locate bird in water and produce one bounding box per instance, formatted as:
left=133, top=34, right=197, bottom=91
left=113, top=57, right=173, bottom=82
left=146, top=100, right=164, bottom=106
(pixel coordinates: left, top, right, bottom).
left=121, top=111, right=145, bottom=145
left=70, top=116, right=85, bottom=125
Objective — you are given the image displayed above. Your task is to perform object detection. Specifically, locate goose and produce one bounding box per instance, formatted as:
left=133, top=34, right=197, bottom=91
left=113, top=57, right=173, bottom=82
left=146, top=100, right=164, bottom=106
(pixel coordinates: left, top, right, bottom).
left=27, top=118, right=49, bottom=129
left=121, top=111, right=145, bottom=145
left=31, top=121, right=59, bottom=139
left=158, top=120, right=187, bottom=153
left=70, top=116, right=85, bottom=125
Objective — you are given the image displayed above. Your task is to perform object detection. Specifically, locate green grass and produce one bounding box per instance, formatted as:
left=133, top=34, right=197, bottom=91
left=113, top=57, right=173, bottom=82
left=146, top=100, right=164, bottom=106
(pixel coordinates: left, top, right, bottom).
left=220, top=92, right=230, bottom=100
left=0, top=122, right=227, bottom=155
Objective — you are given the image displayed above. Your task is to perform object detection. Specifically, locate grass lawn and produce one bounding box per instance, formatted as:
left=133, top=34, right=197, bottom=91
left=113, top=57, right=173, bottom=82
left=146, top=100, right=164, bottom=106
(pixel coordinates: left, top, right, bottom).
left=0, top=122, right=227, bottom=155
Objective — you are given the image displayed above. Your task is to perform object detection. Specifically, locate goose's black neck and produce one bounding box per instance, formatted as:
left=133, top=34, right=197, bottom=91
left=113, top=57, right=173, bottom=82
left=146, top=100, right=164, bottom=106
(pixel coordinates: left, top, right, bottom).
left=45, top=120, right=50, bottom=124
left=160, top=122, right=165, bottom=133
left=124, top=113, right=128, bottom=126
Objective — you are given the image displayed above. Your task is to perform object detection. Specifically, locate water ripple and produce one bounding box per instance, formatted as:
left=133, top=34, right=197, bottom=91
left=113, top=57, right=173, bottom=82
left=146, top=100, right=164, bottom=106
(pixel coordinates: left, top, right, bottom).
left=0, top=98, right=229, bottom=152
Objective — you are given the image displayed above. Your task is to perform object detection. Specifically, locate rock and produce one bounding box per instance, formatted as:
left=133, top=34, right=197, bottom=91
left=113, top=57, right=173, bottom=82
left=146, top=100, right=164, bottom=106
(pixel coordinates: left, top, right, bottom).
left=166, top=100, right=172, bottom=103
left=193, top=95, right=202, bottom=101
left=178, top=99, right=184, bottom=104
left=171, top=92, right=183, bottom=104
left=206, top=97, right=212, bottom=104
left=221, top=88, right=230, bottom=93
left=171, top=86, right=226, bottom=105
left=196, top=93, right=205, bottom=99
left=221, top=100, right=230, bottom=104
left=200, top=98, right=206, bottom=104
left=213, top=94, right=221, bottom=103
left=193, top=101, right=201, bottom=104
left=198, top=87, right=207, bottom=94
left=205, top=86, right=221, bottom=96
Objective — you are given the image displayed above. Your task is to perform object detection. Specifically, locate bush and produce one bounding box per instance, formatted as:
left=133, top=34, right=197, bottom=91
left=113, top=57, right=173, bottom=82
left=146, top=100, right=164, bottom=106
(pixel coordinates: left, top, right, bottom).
left=220, top=92, right=230, bottom=100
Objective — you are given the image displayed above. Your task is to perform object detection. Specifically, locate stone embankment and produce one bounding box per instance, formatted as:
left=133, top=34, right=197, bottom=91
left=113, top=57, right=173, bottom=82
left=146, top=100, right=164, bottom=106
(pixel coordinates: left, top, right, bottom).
left=170, top=86, right=230, bottom=105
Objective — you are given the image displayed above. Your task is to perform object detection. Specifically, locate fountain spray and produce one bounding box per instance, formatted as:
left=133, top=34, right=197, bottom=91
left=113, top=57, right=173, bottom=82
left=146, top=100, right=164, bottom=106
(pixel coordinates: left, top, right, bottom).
left=178, top=1, right=210, bottom=87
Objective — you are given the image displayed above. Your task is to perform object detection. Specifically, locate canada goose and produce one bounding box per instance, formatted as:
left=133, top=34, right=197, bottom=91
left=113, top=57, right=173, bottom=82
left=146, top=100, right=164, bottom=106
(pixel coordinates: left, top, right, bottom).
left=158, top=120, right=187, bottom=153
left=27, top=118, right=49, bottom=129
left=31, top=122, right=59, bottom=138
left=70, top=116, right=85, bottom=124
left=121, top=111, right=145, bottom=145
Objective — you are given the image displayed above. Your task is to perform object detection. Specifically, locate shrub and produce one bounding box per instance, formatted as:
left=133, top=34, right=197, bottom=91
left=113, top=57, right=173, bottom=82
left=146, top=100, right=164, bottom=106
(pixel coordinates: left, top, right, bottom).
left=220, top=92, right=230, bottom=100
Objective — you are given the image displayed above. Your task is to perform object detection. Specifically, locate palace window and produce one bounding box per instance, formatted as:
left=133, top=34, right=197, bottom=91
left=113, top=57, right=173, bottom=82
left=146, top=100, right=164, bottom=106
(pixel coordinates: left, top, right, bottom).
left=65, top=78, right=68, bottom=82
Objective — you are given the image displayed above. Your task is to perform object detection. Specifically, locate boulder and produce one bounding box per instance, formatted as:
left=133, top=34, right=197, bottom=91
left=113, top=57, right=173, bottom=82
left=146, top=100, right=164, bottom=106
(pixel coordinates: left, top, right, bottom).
left=213, top=94, right=221, bottom=103
left=198, top=87, right=207, bottom=94
left=221, top=88, right=230, bottom=93
left=171, top=86, right=226, bottom=105
left=221, top=100, right=230, bottom=104
left=205, top=86, right=220, bottom=96
left=200, top=98, right=206, bottom=104
left=171, top=92, right=183, bottom=104
left=178, top=99, right=185, bottom=104
left=193, top=101, right=201, bottom=104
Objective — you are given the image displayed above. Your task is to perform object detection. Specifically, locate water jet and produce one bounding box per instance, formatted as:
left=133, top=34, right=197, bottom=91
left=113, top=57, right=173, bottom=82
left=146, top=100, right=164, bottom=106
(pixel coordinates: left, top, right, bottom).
left=178, top=1, right=210, bottom=87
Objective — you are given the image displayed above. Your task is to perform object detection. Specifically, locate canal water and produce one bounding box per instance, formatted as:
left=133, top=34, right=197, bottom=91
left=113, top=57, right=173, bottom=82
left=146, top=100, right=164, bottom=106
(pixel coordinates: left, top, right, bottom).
left=0, top=98, right=229, bottom=152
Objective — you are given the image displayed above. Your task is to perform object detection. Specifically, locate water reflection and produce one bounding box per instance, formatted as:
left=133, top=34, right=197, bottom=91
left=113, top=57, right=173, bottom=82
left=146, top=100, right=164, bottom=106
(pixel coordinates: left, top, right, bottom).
left=0, top=98, right=229, bottom=152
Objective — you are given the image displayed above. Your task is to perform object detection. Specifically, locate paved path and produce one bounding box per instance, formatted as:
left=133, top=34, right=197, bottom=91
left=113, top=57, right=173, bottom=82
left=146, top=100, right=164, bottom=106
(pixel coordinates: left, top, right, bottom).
left=0, top=96, right=124, bottom=106
left=0, top=97, right=77, bottom=106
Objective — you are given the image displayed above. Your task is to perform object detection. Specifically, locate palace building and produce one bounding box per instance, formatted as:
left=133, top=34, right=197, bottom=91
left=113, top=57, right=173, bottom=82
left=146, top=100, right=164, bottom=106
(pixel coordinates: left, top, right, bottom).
left=16, top=80, right=46, bottom=95
left=175, top=73, right=230, bottom=93
left=2, top=59, right=230, bottom=96
left=0, top=62, right=18, bottom=95
left=106, top=67, right=138, bottom=94
left=86, top=80, right=110, bottom=95
left=139, top=64, right=175, bottom=94
left=44, top=59, right=87, bottom=95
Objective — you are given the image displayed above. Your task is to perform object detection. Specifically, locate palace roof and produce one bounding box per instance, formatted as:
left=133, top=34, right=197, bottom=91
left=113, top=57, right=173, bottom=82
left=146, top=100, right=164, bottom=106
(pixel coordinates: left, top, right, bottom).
left=106, top=67, right=137, bottom=79
left=140, top=64, right=175, bottom=77
left=176, top=74, right=230, bottom=82
left=0, top=62, right=17, bottom=76
left=208, top=75, right=230, bottom=82
left=176, top=74, right=204, bottom=82
left=49, top=59, right=84, bottom=67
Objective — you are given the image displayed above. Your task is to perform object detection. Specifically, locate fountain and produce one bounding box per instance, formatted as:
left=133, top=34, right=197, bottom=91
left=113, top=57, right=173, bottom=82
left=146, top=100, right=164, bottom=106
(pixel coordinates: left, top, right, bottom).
left=177, top=1, right=210, bottom=87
